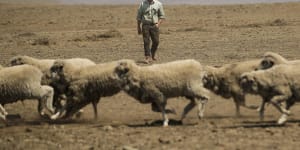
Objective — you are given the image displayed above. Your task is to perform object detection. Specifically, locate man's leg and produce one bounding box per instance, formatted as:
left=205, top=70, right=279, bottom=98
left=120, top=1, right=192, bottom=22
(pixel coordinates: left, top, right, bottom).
left=142, top=25, right=151, bottom=62
left=150, top=26, right=160, bottom=60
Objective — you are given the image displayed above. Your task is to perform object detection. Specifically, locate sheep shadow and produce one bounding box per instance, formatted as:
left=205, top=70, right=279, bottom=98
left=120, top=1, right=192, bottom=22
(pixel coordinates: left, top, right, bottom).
left=1, top=114, right=89, bottom=128
left=206, top=115, right=259, bottom=119
left=221, top=120, right=290, bottom=129
left=126, top=119, right=197, bottom=128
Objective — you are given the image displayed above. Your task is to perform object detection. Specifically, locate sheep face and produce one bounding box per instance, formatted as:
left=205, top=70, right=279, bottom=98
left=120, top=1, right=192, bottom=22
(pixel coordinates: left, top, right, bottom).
left=10, top=56, right=25, bottom=66
left=203, top=72, right=220, bottom=92
left=50, top=62, right=65, bottom=81
left=240, top=73, right=259, bottom=93
left=114, top=60, right=137, bottom=89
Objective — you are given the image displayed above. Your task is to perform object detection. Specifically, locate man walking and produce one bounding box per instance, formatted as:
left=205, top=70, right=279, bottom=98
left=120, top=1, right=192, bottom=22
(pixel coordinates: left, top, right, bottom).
left=137, top=0, right=165, bottom=63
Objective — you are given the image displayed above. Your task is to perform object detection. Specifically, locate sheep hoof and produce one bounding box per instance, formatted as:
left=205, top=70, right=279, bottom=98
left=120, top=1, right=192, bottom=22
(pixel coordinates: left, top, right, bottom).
left=163, top=121, right=169, bottom=127
left=277, top=114, right=288, bottom=125
left=198, top=115, right=204, bottom=120
left=50, top=112, right=61, bottom=120
left=75, top=111, right=83, bottom=119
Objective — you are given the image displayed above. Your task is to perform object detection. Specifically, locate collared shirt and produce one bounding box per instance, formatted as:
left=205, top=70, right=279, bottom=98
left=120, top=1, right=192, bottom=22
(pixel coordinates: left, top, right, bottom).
left=137, top=0, right=166, bottom=24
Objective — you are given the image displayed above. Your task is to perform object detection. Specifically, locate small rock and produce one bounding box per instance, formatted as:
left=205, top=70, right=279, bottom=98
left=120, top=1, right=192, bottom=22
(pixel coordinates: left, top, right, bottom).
left=158, top=137, right=171, bottom=144
left=6, top=137, right=14, bottom=142
left=122, top=146, right=138, bottom=150
left=25, top=128, right=32, bottom=132
left=103, top=125, right=113, bottom=131
left=89, top=146, right=94, bottom=150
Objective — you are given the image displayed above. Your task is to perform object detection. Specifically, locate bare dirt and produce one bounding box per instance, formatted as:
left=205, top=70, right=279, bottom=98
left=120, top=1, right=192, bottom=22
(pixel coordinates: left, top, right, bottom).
left=1, top=2, right=300, bottom=150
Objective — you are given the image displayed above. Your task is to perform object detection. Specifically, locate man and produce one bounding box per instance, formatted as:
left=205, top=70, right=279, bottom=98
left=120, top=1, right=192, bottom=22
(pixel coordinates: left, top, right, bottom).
left=137, top=0, right=166, bottom=63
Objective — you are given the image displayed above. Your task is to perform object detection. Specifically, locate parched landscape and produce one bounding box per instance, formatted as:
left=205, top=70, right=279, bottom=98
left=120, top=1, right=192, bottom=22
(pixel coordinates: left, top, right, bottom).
left=0, top=1, right=300, bottom=149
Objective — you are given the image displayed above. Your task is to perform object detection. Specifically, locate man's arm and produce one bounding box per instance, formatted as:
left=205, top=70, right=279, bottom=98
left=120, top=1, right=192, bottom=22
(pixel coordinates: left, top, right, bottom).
left=137, top=20, right=142, bottom=34
left=156, top=3, right=166, bottom=28
left=136, top=3, right=143, bottom=34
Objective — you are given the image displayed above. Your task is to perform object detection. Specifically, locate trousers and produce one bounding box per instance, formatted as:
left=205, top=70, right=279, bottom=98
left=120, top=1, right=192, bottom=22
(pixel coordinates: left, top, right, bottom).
left=142, top=24, right=160, bottom=58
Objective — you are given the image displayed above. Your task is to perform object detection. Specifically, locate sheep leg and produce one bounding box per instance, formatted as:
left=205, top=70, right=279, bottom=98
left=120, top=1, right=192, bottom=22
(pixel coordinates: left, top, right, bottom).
left=36, top=85, right=55, bottom=117
left=235, top=95, right=258, bottom=110
left=152, top=92, right=168, bottom=127
left=270, top=95, right=291, bottom=115
left=92, top=100, right=98, bottom=119
left=197, top=98, right=208, bottom=119
left=180, top=100, right=196, bottom=121
left=0, top=104, right=8, bottom=116
left=278, top=114, right=288, bottom=125
left=257, top=99, right=267, bottom=121
left=152, top=96, right=168, bottom=127
left=0, top=104, right=7, bottom=120
left=142, top=83, right=169, bottom=127
left=42, top=85, right=55, bottom=114
left=233, top=97, right=241, bottom=117
left=160, top=107, right=168, bottom=127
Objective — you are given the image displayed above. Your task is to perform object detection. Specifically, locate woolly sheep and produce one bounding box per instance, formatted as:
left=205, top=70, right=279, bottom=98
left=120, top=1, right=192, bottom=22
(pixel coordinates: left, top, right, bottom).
left=114, top=59, right=210, bottom=127
left=253, top=52, right=300, bottom=118
left=50, top=61, right=123, bottom=120
left=240, top=63, right=300, bottom=124
left=0, top=65, right=55, bottom=120
left=202, top=60, right=261, bottom=116
left=9, top=56, right=96, bottom=116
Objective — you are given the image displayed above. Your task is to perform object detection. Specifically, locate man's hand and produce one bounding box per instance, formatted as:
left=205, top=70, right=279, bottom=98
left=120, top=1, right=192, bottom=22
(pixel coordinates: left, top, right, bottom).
left=137, top=27, right=142, bottom=35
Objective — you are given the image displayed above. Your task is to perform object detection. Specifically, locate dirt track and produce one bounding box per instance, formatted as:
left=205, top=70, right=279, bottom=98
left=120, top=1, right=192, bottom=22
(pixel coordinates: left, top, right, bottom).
left=1, top=2, right=300, bottom=150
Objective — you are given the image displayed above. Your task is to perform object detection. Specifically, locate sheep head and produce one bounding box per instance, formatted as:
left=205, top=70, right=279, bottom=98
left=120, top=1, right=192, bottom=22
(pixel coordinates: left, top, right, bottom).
left=240, top=72, right=259, bottom=93
left=50, top=60, right=65, bottom=81
left=114, top=60, right=132, bottom=77
left=203, top=66, right=219, bottom=92
left=9, top=55, right=27, bottom=66
left=114, top=59, right=138, bottom=89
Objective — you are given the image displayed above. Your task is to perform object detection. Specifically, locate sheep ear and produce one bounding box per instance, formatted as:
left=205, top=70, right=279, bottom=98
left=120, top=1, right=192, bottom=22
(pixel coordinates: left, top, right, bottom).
left=261, top=60, right=274, bottom=69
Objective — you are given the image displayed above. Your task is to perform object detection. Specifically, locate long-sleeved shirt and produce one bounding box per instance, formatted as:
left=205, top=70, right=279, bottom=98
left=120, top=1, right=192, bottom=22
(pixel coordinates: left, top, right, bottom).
left=136, top=0, right=166, bottom=25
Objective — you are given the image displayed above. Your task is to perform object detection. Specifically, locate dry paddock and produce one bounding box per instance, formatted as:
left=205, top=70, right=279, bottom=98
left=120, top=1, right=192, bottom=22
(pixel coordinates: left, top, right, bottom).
left=0, top=2, right=300, bottom=150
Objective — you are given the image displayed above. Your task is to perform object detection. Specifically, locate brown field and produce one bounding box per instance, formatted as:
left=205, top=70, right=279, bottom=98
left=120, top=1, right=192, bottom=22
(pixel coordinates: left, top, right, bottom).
left=1, top=2, right=300, bottom=150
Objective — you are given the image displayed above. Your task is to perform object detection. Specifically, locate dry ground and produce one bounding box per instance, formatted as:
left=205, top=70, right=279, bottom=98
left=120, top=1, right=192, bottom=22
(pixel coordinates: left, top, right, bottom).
left=0, top=2, right=300, bottom=150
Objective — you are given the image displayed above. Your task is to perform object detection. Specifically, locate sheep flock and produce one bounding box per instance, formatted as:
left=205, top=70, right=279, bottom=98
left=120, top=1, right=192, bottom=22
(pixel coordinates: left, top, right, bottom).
left=0, top=52, right=299, bottom=127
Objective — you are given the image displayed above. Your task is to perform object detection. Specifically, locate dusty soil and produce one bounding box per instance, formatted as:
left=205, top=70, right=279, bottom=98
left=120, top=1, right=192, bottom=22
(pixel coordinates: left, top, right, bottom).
left=1, top=2, right=300, bottom=150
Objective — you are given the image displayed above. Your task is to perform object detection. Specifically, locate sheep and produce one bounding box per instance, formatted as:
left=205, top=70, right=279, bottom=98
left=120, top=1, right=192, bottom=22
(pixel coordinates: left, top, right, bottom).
left=240, top=63, right=300, bottom=124
left=258, top=51, right=300, bottom=70
left=9, top=55, right=96, bottom=85
left=0, top=65, right=55, bottom=121
left=202, top=60, right=261, bottom=117
left=251, top=52, right=300, bottom=118
left=49, top=59, right=97, bottom=118
left=50, top=60, right=124, bottom=120
left=113, top=59, right=210, bottom=127
left=9, top=55, right=55, bottom=74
